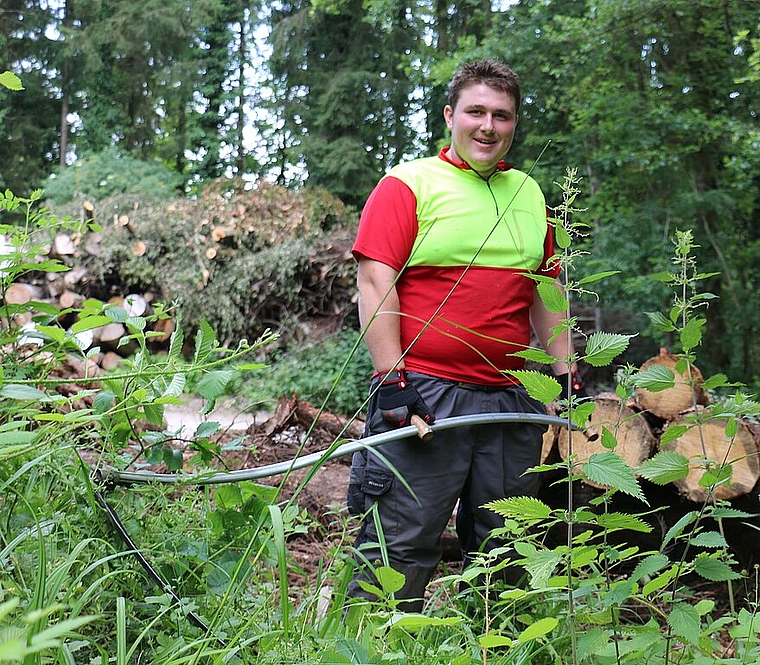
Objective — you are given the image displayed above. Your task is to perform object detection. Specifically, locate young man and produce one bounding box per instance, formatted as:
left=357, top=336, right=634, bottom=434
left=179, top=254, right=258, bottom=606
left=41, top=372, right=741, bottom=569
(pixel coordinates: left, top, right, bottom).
left=347, top=59, right=578, bottom=610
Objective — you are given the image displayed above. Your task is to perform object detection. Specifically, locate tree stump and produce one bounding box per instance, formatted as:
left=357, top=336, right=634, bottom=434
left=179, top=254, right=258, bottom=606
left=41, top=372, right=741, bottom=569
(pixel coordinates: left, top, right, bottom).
left=635, top=350, right=709, bottom=420
left=662, top=415, right=760, bottom=502
left=557, top=394, right=656, bottom=489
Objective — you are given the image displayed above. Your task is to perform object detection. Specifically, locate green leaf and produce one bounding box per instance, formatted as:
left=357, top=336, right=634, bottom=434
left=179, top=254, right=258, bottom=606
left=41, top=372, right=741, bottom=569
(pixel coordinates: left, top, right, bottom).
left=92, top=392, right=116, bottom=414
left=637, top=451, right=690, bottom=484
left=71, top=316, right=114, bottom=334
left=662, top=511, right=697, bottom=549
left=630, top=553, right=670, bottom=583
left=583, top=332, right=632, bottom=367
left=594, top=512, right=652, bottom=533
left=478, top=633, right=513, bottom=648
left=690, top=531, right=727, bottom=548
left=0, top=71, right=23, bottom=90
left=537, top=281, right=569, bottom=313
left=522, top=549, right=562, bottom=588
left=578, top=270, right=620, bottom=285
left=699, top=464, right=731, bottom=489
left=582, top=451, right=645, bottom=502
left=645, top=311, right=677, bottom=333
left=576, top=627, right=610, bottom=661
left=600, top=427, right=618, bottom=450
left=388, top=615, right=462, bottom=632
left=517, top=617, right=558, bottom=643
left=555, top=223, right=572, bottom=249
left=1, top=384, right=48, bottom=401
left=512, top=348, right=558, bottom=365
left=507, top=370, right=561, bottom=403
left=633, top=365, right=675, bottom=392
left=375, top=566, right=406, bottom=594
left=660, top=425, right=689, bottom=445
left=195, top=370, right=236, bottom=401
left=702, top=373, right=729, bottom=390
left=485, top=496, right=552, bottom=523
left=193, top=319, right=218, bottom=365
left=680, top=317, right=705, bottom=351
left=668, top=602, right=700, bottom=644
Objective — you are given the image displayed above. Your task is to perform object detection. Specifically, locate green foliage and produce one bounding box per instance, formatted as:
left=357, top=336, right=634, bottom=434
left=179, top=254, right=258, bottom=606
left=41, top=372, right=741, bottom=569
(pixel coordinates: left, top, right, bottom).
left=240, top=328, right=373, bottom=417
left=43, top=148, right=183, bottom=205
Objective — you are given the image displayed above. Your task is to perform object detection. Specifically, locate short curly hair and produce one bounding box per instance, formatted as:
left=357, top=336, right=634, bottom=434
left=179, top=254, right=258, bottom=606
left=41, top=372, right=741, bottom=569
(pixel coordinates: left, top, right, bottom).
left=447, top=60, right=522, bottom=114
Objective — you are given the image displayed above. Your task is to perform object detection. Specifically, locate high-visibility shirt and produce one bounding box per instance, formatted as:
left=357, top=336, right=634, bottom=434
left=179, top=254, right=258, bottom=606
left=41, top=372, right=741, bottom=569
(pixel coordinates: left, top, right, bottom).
left=352, top=148, right=560, bottom=386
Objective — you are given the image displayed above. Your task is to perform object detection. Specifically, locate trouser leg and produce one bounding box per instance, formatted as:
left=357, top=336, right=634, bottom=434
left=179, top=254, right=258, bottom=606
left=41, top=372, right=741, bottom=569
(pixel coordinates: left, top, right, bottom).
left=456, top=387, right=546, bottom=585
left=346, top=375, right=469, bottom=608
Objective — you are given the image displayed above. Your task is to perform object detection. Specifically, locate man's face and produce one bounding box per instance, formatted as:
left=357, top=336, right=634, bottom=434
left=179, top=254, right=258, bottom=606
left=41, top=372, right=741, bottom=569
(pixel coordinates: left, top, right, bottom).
left=443, top=82, right=519, bottom=178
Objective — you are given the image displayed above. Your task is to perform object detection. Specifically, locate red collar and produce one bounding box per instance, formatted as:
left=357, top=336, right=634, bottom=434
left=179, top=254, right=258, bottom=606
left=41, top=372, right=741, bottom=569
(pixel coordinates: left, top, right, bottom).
left=438, top=147, right=513, bottom=172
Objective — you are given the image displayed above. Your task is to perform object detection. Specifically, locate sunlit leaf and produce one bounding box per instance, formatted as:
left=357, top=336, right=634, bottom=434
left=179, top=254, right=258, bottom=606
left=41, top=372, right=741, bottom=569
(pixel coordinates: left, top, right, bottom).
left=583, top=332, right=632, bottom=367
left=517, top=617, right=558, bottom=643
left=583, top=451, right=645, bottom=502
left=507, top=370, right=561, bottom=403
left=637, top=451, right=690, bottom=485
left=537, top=281, right=569, bottom=312
left=633, top=365, right=675, bottom=391
left=668, top=602, right=700, bottom=644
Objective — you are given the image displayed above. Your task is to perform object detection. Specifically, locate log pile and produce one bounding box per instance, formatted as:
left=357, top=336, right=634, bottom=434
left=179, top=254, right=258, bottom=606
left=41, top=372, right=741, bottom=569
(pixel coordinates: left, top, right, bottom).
left=546, top=349, right=760, bottom=504
left=4, top=183, right=359, bottom=370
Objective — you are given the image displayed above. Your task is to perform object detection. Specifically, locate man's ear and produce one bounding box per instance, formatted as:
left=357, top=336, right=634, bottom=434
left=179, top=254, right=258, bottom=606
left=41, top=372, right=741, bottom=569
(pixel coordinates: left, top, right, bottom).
left=443, top=105, right=453, bottom=129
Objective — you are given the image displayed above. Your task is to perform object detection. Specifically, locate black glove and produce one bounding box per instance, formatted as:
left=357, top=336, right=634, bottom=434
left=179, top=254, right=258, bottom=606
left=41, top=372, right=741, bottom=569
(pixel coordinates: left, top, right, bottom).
left=555, top=371, right=589, bottom=400
left=377, top=369, right=435, bottom=428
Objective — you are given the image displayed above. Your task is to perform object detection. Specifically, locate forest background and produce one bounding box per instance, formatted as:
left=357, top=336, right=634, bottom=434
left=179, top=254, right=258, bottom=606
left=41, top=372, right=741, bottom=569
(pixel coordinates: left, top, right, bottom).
left=2, top=0, right=760, bottom=390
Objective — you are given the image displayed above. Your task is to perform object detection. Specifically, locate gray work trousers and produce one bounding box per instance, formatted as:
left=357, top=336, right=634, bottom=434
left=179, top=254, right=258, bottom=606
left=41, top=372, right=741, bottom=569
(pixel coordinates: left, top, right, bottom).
left=346, top=372, right=547, bottom=610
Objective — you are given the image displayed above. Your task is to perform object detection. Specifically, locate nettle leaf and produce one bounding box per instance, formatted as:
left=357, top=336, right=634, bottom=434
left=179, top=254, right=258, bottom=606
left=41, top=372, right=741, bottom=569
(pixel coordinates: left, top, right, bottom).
left=662, top=511, right=697, bottom=549
left=633, top=365, right=675, bottom=392
left=196, top=370, right=236, bottom=401
left=555, top=223, right=572, bottom=249
left=600, top=427, right=618, bottom=450
left=690, top=531, right=727, bottom=548
left=508, top=370, right=561, bottom=404
left=485, top=496, right=552, bottom=523
left=1, top=384, right=48, bottom=401
left=537, top=281, right=569, bottom=313
left=702, top=373, right=729, bottom=390
left=660, top=425, right=689, bottom=446
left=630, top=553, right=670, bottom=583
left=583, top=332, right=632, bottom=367
left=693, top=554, right=741, bottom=582
left=698, top=464, right=732, bottom=489
left=578, top=270, right=620, bottom=285
left=595, top=512, right=652, bottom=533
left=582, top=451, right=645, bottom=502
left=193, top=319, right=218, bottom=365
left=576, top=627, right=610, bottom=662
left=522, top=549, right=561, bottom=588
left=637, top=451, right=690, bottom=485
left=680, top=317, right=706, bottom=352
left=669, top=602, right=700, bottom=645
left=512, top=348, right=558, bottom=365
left=645, top=311, right=677, bottom=333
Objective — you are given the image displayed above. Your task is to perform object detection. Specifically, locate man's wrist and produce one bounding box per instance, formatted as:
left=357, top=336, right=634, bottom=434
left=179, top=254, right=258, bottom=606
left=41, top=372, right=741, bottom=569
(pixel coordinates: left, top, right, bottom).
left=379, top=369, right=407, bottom=386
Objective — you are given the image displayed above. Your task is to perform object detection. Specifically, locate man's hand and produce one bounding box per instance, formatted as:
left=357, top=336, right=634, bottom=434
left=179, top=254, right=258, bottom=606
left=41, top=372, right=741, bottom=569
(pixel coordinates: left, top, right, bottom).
left=377, top=369, right=435, bottom=428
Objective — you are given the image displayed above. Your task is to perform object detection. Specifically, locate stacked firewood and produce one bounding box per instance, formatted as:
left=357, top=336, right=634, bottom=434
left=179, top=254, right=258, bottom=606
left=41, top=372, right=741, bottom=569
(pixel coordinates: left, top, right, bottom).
left=543, top=349, right=760, bottom=503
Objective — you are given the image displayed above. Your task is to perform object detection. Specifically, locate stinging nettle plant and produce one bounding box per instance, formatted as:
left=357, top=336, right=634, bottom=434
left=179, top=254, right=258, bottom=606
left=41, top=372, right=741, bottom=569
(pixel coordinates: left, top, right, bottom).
left=450, top=170, right=760, bottom=665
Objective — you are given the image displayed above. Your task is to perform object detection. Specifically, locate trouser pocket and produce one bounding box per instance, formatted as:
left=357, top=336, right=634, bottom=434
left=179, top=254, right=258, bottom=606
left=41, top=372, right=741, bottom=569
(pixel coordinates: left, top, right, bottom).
left=346, top=450, right=395, bottom=515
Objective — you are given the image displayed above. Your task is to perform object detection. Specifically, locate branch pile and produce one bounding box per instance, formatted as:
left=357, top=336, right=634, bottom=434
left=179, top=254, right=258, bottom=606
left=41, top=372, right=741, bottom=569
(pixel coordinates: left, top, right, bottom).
left=12, top=180, right=359, bottom=367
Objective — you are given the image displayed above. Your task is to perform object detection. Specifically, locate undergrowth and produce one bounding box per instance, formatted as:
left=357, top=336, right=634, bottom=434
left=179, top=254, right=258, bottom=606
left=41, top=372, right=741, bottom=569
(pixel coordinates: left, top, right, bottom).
left=1, top=162, right=760, bottom=664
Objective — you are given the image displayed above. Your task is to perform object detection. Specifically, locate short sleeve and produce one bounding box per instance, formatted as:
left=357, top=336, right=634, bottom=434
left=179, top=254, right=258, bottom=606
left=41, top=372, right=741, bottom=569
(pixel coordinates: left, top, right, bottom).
left=351, top=176, right=419, bottom=272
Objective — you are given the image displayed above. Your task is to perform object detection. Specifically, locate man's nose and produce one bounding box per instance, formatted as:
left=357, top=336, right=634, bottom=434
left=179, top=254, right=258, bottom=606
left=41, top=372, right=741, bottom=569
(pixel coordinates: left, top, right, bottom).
left=481, top=114, right=495, bottom=131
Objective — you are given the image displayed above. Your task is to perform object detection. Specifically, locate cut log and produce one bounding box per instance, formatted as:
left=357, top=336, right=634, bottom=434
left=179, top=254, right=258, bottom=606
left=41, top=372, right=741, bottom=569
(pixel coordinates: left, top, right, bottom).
left=83, top=200, right=95, bottom=220
left=52, top=233, right=76, bottom=256
left=4, top=282, right=42, bottom=305
left=635, top=350, right=709, bottom=420
left=131, top=240, right=147, bottom=257
left=662, top=415, right=760, bottom=502
left=94, top=322, right=126, bottom=344
left=99, top=351, right=124, bottom=371
left=59, top=290, right=83, bottom=310
left=116, top=214, right=136, bottom=235
left=558, top=394, right=656, bottom=489
left=211, top=225, right=235, bottom=243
